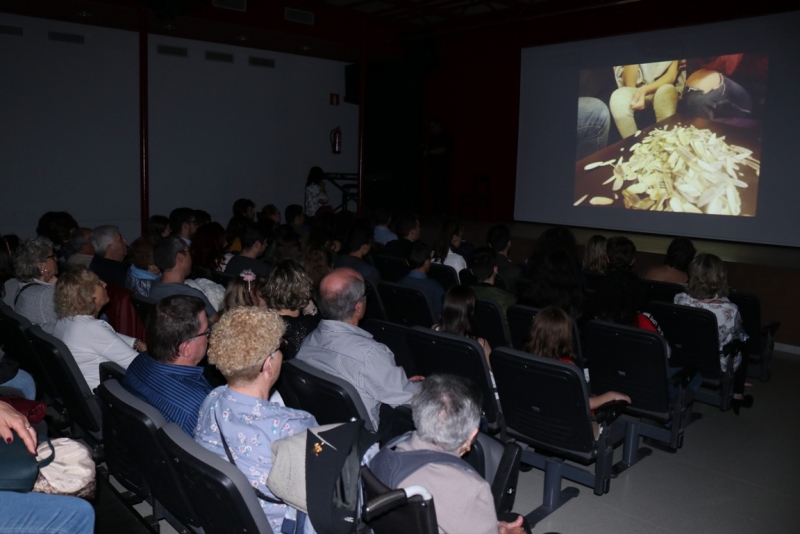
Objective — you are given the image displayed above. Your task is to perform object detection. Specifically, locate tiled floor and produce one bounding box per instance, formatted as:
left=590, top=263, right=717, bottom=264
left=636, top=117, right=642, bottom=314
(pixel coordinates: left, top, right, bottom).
left=512, top=351, right=800, bottom=534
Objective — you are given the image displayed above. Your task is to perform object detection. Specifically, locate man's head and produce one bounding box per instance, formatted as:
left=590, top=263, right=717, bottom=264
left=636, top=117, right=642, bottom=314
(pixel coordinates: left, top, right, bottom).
left=606, top=236, right=636, bottom=272
left=487, top=225, right=511, bottom=256
left=285, top=204, right=305, bottom=227
left=240, top=222, right=269, bottom=257
left=665, top=237, right=696, bottom=272
left=318, top=268, right=366, bottom=324
left=90, top=225, right=127, bottom=261
left=258, top=204, right=281, bottom=224
left=470, top=247, right=498, bottom=283
left=233, top=198, right=256, bottom=221
left=147, top=295, right=208, bottom=366
left=396, top=212, right=421, bottom=242
left=154, top=236, right=191, bottom=276
left=407, top=241, right=431, bottom=273
left=169, top=208, right=198, bottom=241
left=346, top=221, right=374, bottom=257
left=411, top=374, right=482, bottom=454
left=70, top=227, right=95, bottom=256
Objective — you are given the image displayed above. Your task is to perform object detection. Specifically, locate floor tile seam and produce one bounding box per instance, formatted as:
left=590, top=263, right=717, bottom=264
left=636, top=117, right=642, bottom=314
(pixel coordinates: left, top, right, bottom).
left=712, top=470, right=796, bottom=498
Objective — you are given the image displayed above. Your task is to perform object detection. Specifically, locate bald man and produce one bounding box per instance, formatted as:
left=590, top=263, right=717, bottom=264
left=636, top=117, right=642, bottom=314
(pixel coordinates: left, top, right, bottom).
left=295, top=268, right=420, bottom=429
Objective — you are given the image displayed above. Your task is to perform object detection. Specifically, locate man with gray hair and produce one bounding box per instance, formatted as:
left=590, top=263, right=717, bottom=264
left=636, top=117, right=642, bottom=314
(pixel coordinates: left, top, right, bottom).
left=295, top=268, right=420, bottom=429
left=89, top=225, right=128, bottom=287
left=67, top=228, right=95, bottom=268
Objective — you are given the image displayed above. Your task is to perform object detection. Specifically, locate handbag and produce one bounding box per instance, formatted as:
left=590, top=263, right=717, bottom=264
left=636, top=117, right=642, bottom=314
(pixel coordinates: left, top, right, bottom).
left=0, top=396, right=47, bottom=424
left=32, top=438, right=96, bottom=499
left=0, top=432, right=55, bottom=492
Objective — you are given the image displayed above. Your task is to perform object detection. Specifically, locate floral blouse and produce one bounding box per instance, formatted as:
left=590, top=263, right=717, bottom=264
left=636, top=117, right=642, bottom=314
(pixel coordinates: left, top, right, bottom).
left=674, top=293, right=747, bottom=372
left=304, top=183, right=329, bottom=217
left=194, top=386, right=317, bottom=532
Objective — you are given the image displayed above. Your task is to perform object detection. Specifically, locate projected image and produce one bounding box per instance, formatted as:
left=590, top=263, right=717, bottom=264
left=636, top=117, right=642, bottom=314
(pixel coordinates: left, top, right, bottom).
left=574, top=54, right=768, bottom=216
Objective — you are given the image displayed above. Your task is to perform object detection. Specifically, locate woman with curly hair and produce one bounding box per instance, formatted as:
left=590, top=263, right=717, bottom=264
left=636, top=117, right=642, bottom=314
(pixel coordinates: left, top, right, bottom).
left=51, top=266, right=145, bottom=390
left=262, top=260, right=319, bottom=360
left=194, top=306, right=317, bottom=532
left=8, top=237, right=59, bottom=327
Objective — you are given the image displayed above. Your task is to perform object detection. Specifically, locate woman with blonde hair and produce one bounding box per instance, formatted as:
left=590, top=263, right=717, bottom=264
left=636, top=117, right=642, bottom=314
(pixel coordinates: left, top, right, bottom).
left=194, top=306, right=317, bottom=532
left=262, top=260, right=319, bottom=360
left=51, top=266, right=145, bottom=390
left=582, top=235, right=607, bottom=274
left=220, top=269, right=267, bottom=312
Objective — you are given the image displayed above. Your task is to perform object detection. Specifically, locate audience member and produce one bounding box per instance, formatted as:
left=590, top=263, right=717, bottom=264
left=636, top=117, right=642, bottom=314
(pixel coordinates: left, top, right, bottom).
left=0, top=238, right=16, bottom=306
left=674, top=253, right=752, bottom=413
left=644, top=237, right=696, bottom=284
left=147, top=215, right=171, bottom=238
left=190, top=221, right=232, bottom=280
left=149, top=237, right=219, bottom=322
left=285, top=204, right=308, bottom=244
left=66, top=228, right=95, bottom=268
left=525, top=226, right=580, bottom=279
left=258, top=204, right=281, bottom=224
left=582, top=234, right=607, bottom=274
left=224, top=222, right=270, bottom=278
left=398, top=241, right=445, bottom=320
left=369, top=375, right=528, bottom=534
left=194, top=210, right=212, bottom=227
left=520, top=248, right=582, bottom=317
left=434, top=285, right=491, bottom=368
left=225, top=215, right=249, bottom=253
left=8, top=237, right=58, bottom=327
left=300, top=241, right=335, bottom=289
left=232, top=198, right=255, bottom=221
left=89, top=225, right=128, bottom=287
left=431, top=216, right=468, bottom=281
left=123, top=295, right=212, bottom=435
left=335, top=220, right=381, bottom=289
left=383, top=212, right=420, bottom=259
left=262, top=260, right=320, bottom=361
left=0, top=244, right=36, bottom=397
left=125, top=236, right=160, bottom=297
left=487, top=224, right=523, bottom=290
left=606, top=236, right=636, bottom=272
left=296, top=268, right=420, bottom=429
left=221, top=270, right=267, bottom=312
left=169, top=207, right=198, bottom=246
left=269, top=225, right=302, bottom=264
left=36, top=211, right=78, bottom=264
left=52, top=267, right=143, bottom=390
left=304, top=166, right=329, bottom=218
left=196, top=306, right=317, bottom=531
left=2, top=235, right=20, bottom=255
left=469, top=247, right=517, bottom=316
left=372, top=207, right=397, bottom=245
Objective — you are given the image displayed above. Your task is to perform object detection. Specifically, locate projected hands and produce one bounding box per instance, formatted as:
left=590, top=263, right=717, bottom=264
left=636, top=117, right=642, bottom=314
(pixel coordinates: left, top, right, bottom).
left=630, top=86, right=648, bottom=110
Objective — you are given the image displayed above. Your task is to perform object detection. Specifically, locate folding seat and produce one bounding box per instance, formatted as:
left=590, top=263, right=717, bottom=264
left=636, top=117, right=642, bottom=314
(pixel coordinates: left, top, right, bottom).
left=729, top=290, right=779, bottom=382
left=211, top=270, right=236, bottom=288
left=474, top=298, right=511, bottom=349
left=104, top=283, right=146, bottom=340
left=492, top=347, right=640, bottom=527
left=645, top=301, right=735, bottom=410
left=374, top=255, right=410, bottom=283
left=360, top=319, right=416, bottom=377
left=582, top=320, right=700, bottom=451
left=130, top=293, right=157, bottom=325
left=406, top=327, right=503, bottom=432
left=514, top=278, right=531, bottom=299
left=506, top=305, right=584, bottom=365
left=427, top=262, right=459, bottom=291
left=459, top=268, right=509, bottom=292
left=363, top=278, right=388, bottom=321
left=378, top=282, right=435, bottom=328
left=157, top=423, right=273, bottom=534
left=642, top=279, right=685, bottom=304
left=97, top=379, right=201, bottom=532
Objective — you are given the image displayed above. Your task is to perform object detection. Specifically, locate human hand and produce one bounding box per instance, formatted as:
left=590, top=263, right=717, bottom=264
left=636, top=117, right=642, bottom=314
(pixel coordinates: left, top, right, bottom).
left=498, top=515, right=525, bottom=534
left=137, top=341, right=148, bottom=352
left=409, top=375, right=426, bottom=382
left=630, top=86, right=647, bottom=110
left=0, top=401, right=38, bottom=455
left=611, top=392, right=632, bottom=404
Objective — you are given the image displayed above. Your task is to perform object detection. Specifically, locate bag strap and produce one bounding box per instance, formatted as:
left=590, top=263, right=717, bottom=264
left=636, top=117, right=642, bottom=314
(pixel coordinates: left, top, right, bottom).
left=14, top=283, right=34, bottom=306
left=37, top=436, right=56, bottom=469
left=213, top=411, right=284, bottom=505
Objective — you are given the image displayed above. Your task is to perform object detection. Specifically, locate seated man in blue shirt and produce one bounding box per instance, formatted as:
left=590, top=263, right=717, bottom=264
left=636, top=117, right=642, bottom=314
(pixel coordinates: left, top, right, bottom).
left=397, top=241, right=445, bottom=321
left=123, top=294, right=213, bottom=435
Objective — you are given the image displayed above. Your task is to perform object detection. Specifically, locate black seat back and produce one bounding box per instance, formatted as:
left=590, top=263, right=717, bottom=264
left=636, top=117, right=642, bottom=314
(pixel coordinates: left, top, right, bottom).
left=130, top=294, right=157, bottom=325
left=378, top=282, right=435, bottom=328
left=644, top=302, right=720, bottom=378
left=729, top=291, right=762, bottom=358
left=582, top=271, right=606, bottom=293
left=427, top=263, right=459, bottom=291
left=458, top=268, right=477, bottom=286
left=363, top=278, right=388, bottom=321
left=0, top=302, right=59, bottom=401
left=281, top=359, right=375, bottom=431
left=492, top=347, right=596, bottom=457
left=582, top=320, right=671, bottom=414
left=157, top=423, right=272, bottom=534
left=361, top=465, right=438, bottom=534
left=374, top=256, right=410, bottom=283
left=360, top=319, right=416, bottom=377
left=406, top=327, right=500, bottom=428
left=506, top=305, right=541, bottom=350
left=211, top=271, right=236, bottom=288
left=474, top=298, right=511, bottom=349
left=98, top=380, right=199, bottom=528
left=26, top=326, right=102, bottom=437
left=643, top=280, right=685, bottom=304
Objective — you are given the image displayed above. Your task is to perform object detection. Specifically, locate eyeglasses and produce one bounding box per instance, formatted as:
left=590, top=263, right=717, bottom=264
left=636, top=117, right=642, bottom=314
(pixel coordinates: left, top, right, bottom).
left=187, top=219, right=198, bottom=226
left=260, top=338, right=288, bottom=373
left=191, top=326, right=212, bottom=340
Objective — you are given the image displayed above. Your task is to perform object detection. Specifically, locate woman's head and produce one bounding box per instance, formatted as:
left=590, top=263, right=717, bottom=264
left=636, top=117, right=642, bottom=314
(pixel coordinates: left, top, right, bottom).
left=128, top=236, right=159, bottom=273
left=306, top=166, right=324, bottom=187
left=13, top=237, right=57, bottom=283
left=439, top=285, right=478, bottom=339
left=587, top=270, right=644, bottom=326
left=147, top=215, right=171, bottom=238
left=523, top=306, right=575, bottom=362
left=433, top=217, right=465, bottom=262
left=191, top=222, right=227, bottom=272
left=263, top=260, right=313, bottom=312
left=55, top=266, right=107, bottom=318
left=222, top=270, right=267, bottom=311
left=36, top=211, right=78, bottom=248
left=687, top=253, right=729, bottom=299
left=522, top=248, right=583, bottom=316
left=410, top=374, right=482, bottom=453
left=582, top=235, right=607, bottom=274
left=665, top=238, right=696, bottom=273
left=208, top=306, right=286, bottom=387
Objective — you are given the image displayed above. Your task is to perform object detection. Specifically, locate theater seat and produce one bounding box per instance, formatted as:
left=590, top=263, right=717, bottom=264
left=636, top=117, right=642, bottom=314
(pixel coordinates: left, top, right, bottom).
left=378, top=282, right=435, bottom=328
left=130, top=293, right=157, bottom=325
left=104, top=283, right=146, bottom=341
left=427, top=263, right=459, bottom=290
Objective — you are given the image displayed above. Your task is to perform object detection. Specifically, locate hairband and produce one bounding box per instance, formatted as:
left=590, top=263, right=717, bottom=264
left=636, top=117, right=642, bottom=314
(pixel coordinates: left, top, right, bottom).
left=240, top=269, right=256, bottom=292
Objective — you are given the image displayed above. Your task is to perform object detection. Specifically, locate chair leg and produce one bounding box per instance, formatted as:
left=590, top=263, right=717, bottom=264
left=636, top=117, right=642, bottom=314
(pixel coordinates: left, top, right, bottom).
left=524, top=457, right=579, bottom=528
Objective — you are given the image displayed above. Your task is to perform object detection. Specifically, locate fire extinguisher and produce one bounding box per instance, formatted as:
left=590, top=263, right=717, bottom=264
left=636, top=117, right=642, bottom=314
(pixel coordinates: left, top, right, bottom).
left=330, top=127, right=342, bottom=154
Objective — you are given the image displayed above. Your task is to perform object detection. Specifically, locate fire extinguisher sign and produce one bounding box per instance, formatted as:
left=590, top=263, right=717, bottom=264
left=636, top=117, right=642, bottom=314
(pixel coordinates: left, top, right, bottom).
left=330, top=94, right=340, bottom=106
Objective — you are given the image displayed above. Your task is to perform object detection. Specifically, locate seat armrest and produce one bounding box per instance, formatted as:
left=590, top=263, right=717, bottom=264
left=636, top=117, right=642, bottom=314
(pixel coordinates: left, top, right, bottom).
left=591, top=400, right=628, bottom=426
left=363, top=489, right=409, bottom=522
left=669, top=365, right=699, bottom=388
left=99, top=361, right=126, bottom=385
left=490, top=441, right=521, bottom=515
left=762, top=321, right=780, bottom=337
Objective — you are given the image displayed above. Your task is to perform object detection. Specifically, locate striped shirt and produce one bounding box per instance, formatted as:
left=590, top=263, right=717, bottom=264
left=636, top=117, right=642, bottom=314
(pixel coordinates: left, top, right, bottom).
left=122, top=352, right=212, bottom=435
